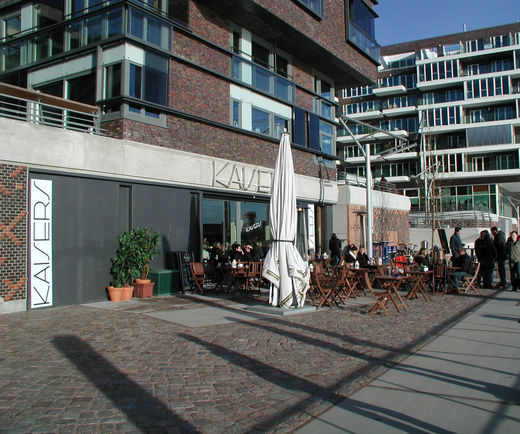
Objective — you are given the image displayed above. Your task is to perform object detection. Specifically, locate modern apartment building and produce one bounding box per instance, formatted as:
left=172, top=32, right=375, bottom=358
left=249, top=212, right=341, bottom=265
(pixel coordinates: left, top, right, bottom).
left=339, top=22, right=520, bottom=229
left=0, top=0, right=380, bottom=310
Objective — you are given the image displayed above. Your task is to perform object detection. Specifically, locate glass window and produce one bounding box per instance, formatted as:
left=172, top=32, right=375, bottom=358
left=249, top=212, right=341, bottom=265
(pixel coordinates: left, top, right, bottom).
left=202, top=198, right=271, bottom=261
left=252, top=107, right=270, bottom=135
left=4, top=15, right=21, bottom=37
left=147, top=15, right=162, bottom=47
left=232, top=100, right=240, bottom=127
left=68, top=72, right=95, bottom=105
left=274, top=115, right=288, bottom=138
left=319, top=121, right=334, bottom=155
left=350, top=0, right=375, bottom=38
left=86, top=15, right=102, bottom=44
left=130, top=9, right=144, bottom=39
left=297, top=0, right=323, bottom=17
left=144, top=51, right=167, bottom=105
left=105, top=63, right=121, bottom=98
left=129, top=64, right=142, bottom=98
left=252, top=41, right=270, bottom=69
left=107, top=8, right=123, bottom=37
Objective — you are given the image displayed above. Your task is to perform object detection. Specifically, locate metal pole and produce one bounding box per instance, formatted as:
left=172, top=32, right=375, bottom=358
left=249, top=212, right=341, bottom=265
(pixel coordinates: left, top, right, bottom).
left=366, top=143, right=373, bottom=259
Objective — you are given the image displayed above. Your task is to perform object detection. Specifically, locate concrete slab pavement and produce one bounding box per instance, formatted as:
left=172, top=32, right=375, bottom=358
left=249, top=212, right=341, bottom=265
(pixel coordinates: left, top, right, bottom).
left=296, top=290, right=520, bottom=433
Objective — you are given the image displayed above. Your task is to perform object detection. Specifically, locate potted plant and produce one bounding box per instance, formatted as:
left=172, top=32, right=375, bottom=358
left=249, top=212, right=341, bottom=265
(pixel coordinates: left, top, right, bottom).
left=131, top=227, right=161, bottom=298
left=108, top=230, right=136, bottom=302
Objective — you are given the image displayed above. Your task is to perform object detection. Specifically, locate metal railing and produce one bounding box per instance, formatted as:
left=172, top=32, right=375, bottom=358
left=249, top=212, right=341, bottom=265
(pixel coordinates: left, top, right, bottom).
left=0, top=83, right=101, bottom=134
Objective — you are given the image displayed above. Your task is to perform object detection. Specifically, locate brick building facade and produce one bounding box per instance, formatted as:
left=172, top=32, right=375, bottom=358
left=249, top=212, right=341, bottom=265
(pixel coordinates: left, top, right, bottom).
left=0, top=163, right=27, bottom=305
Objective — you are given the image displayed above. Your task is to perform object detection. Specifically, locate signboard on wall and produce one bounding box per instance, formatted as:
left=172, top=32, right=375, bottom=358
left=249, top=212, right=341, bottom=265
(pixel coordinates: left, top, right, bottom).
left=30, top=179, right=53, bottom=308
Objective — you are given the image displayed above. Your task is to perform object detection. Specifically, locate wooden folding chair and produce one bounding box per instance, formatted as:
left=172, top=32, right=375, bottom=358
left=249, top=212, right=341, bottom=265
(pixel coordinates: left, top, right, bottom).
left=189, top=262, right=206, bottom=294
left=459, top=263, right=480, bottom=294
left=246, top=261, right=262, bottom=291
left=363, top=272, right=399, bottom=315
left=309, top=271, right=340, bottom=309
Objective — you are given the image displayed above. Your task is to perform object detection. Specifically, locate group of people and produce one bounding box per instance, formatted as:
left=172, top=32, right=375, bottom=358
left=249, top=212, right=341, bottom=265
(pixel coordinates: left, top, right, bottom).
left=328, top=233, right=370, bottom=268
left=450, top=226, right=518, bottom=291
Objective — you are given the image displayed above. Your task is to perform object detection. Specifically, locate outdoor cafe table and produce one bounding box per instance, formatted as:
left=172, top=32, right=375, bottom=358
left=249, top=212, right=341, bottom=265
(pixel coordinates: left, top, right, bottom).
left=405, top=270, right=433, bottom=301
left=372, top=275, right=409, bottom=312
left=214, top=263, right=250, bottom=292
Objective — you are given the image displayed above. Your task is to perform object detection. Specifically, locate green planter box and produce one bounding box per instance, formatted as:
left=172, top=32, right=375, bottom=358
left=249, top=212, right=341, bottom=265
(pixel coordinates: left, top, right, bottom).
left=150, top=269, right=180, bottom=295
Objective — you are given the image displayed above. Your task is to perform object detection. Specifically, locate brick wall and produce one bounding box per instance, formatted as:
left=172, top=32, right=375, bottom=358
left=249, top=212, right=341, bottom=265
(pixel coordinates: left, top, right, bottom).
left=101, top=116, right=334, bottom=180
left=347, top=204, right=409, bottom=248
left=0, top=163, right=27, bottom=303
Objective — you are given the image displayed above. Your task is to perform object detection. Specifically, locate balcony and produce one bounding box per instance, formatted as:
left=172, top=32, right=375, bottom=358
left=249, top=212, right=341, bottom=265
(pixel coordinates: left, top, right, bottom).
left=0, top=82, right=101, bottom=134
left=373, top=85, right=406, bottom=97
left=0, top=1, right=171, bottom=73
left=232, top=55, right=295, bottom=103
left=348, top=20, right=380, bottom=62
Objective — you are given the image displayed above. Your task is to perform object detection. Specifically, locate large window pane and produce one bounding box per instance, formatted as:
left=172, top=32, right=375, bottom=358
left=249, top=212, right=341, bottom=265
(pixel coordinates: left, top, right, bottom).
left=252, top=108, right=270, bottom=135
left=68, top=72, right=95, bottom=105
left=144, top=52, right=167, bottom=105
left=105, top=63, right=121, bottom=98
left=86, top=15, right=102, bottom=44
left=129, top=64, right=142, bottom=98
left=147, top=16, right=162, bottom=46
left=130, top=9, right=144, bottom=39
left=107, top=8, right=122, bottom=37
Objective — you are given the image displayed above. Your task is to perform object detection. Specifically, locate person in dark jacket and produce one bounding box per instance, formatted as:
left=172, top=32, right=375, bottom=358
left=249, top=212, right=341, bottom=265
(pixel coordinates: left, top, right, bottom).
left=507, top=231, right=520, bottom=291
left=328, top=233, right=342, bottom=266
left=451, top=248, right=473, bottom=291
left=230, top=243, right=247, bottom=262
left=356, top=246, right=370, bottom=267
left=344, top=244, right=358, bottom=264
left=475, top=230, right=497, bottom=289
left=449, top=227, right=463, bottom=260
left=490, top=226, right=508, bottom=288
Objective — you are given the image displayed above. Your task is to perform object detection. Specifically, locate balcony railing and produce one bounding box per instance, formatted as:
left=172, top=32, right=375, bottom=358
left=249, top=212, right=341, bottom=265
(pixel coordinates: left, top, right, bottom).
left=232, top=55, right=295, bottom=103
left=348, top=20, right=380, bottom=62
left=0, top=1, right=171, bottom=73
left=0, top=83, right=101, bottom=134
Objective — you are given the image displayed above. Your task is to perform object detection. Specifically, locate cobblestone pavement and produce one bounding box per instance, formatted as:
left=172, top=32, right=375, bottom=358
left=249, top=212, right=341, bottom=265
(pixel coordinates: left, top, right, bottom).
left=0, top=289, right=496, bottom=433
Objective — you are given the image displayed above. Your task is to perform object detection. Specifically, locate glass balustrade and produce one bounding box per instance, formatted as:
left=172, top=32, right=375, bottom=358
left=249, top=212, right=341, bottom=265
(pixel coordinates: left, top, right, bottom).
left=232, top=55, right=295, bottom=103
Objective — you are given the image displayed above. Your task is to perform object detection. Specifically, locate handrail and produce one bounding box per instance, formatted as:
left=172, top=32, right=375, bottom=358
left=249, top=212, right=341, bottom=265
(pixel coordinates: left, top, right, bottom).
left=0, top=83, right=98, bottom=115
left=0, top=83, right=101, bottom=134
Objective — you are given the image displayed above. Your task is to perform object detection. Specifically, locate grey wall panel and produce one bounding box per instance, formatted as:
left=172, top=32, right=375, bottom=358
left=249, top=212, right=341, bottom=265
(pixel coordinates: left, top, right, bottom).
left=131, top=184, right=195, bottom=269
left=29, top=172, right=195, bottom=307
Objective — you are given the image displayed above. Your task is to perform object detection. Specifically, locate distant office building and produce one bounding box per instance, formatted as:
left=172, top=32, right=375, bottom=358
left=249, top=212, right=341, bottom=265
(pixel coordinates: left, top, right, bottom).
left=339, top=22, right=520, bottom=229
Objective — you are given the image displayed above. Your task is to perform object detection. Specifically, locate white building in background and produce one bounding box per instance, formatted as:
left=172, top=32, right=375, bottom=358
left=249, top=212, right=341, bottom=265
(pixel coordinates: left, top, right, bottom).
left=339, top=22, right=520, bottom=234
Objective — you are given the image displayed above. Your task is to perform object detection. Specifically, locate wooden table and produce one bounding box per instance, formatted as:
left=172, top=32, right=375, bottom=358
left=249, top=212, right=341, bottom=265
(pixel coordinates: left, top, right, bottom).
left=372, top=275, right=409, bottom=312
left=406, top=270, right=433, bottom=301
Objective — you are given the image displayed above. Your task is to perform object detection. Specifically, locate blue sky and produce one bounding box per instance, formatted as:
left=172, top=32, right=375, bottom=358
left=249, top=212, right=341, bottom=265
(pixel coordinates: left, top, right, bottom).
left=375, top=0, right=519, bottom=46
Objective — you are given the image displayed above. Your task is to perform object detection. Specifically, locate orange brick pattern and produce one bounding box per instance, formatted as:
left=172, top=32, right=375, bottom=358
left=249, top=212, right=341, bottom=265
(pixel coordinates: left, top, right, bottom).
left=0, top=163, right=27, bottom=302
left=346, top=205, right=409, bottom=248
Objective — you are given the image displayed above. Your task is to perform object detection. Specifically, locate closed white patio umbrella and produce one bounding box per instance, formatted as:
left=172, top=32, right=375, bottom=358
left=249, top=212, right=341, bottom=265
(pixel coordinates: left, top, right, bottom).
left=262, top=131, right=310, bottom=308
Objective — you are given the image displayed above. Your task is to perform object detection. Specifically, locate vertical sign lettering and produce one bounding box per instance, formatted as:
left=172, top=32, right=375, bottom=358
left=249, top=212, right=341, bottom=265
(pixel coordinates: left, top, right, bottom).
left=307, top=205, right=315, bottom=254
left=30, top=179, right=52, bottom=308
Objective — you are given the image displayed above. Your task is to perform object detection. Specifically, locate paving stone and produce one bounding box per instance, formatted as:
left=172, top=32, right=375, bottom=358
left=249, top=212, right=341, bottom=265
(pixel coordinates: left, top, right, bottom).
left=0, top=289, right=496, bottom=432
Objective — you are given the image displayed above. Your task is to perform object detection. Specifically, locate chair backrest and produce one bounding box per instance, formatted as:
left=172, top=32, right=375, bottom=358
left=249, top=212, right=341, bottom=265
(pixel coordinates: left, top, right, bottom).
left=461, top=262, right=480, bottom=292
left=190, top=262, right=204, bottom=277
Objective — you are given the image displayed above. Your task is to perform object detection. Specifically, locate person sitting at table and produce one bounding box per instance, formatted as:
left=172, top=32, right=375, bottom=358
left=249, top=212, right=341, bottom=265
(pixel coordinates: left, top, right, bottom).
left=450, top=247, right=473, bottom=292
left=356, top=246, right=370, bottom=267
left=230, top=243, right=247, bottom=262
left=414, top=248, right=431, bottom=270
left=344, top=244, right=358, bottom=264
left=243, top=243, right=258, bottom=262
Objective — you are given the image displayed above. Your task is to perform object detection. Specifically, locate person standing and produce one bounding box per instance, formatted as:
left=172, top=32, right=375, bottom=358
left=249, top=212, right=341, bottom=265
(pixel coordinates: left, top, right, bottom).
left=507, top=231, right=519, bottom=292
left=328, top=233, right=342, bottom=267
left=449, top=227, right=463, bottom=261
left=490, top=226, right=508, bottom=288
left=475, top=230, right=497, bottom=289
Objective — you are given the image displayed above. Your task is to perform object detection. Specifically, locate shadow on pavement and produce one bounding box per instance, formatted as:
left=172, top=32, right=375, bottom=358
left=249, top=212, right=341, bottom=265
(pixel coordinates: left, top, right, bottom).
left=178, top=333, right=450, bottom=433
left=52, top=335, right=199, bottom=433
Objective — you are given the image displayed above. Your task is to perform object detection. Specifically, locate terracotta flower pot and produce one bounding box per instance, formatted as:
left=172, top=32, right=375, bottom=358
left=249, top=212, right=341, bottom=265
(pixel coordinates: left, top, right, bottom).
left=107, top=286, right=123, bottom=302
left=133, top=280, right=154, bottom=298
left=121, top=285, right=134, bottom=301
